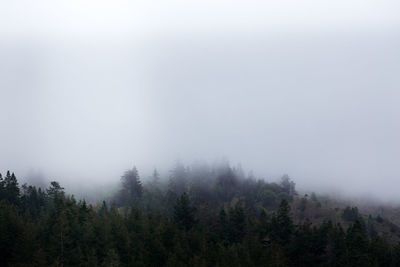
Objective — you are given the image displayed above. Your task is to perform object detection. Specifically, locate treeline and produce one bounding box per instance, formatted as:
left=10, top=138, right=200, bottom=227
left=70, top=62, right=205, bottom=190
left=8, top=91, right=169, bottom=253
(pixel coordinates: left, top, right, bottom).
left=1, top=164, right=400, bottom=266
left=115, top=163, right=296, bottom=215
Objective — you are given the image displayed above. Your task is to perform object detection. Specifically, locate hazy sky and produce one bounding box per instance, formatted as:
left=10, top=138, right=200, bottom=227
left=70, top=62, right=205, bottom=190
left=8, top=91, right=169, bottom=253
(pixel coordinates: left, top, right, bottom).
left=1, top=1, right=400, bottom=199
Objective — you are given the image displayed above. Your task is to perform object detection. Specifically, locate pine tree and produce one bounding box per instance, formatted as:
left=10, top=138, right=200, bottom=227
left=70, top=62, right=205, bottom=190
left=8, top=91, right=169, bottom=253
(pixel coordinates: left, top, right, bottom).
left=346, top=220, right=370, bottom=265
left=269, top=199, right=294, bottom=246
left=0, top=173, right=4, bottom=200
left=280, top=174, right=296, bottom=200
left=216, top=167, right=237, bottom=202
left=46, top=181, right=65, bottom=199
left=0, top=201, right=25, bottom=265
left=3, top=171, right=20, bottom=205
left=119, top=167, right=143, bottom=206
left=173, top=193, right=196, bottom=230
left=168, top=162, right=187, bottom=197
left=218, top=208, right=228, bottom=241
left=227, top=202, right=246, bottom=243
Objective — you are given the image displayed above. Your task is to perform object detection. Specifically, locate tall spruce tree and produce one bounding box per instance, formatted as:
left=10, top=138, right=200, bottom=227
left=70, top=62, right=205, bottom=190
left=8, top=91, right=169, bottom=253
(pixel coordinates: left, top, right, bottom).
left=119, top=166, right=143, bottom=206
left=3, top=171, right=20, bottom=205
left=270, top=199, right=294, bottom=246
left=173, top=192, right=196, bottom=230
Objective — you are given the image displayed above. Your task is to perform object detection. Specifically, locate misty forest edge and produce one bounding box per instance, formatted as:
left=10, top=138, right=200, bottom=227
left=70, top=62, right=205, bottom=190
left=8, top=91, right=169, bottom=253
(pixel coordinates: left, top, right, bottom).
left=1, top=162, right=400, bottom=267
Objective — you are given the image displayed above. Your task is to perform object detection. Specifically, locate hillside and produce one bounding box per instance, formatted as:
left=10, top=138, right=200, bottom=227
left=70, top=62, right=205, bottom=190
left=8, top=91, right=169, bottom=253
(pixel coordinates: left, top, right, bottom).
left=1, top=164, right=400, bottom=266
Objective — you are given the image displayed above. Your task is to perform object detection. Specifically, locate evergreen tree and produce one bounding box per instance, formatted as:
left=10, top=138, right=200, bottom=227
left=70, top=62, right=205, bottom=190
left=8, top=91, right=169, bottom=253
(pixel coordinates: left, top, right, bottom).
left=3, top=171, right=20, bottom=205
left=0, top=173, right=4, bottom=200
left=346, top=220, right=370, bottom=266
left=1, top=166, right=400, bottom=267
left=342, top=206, right=360, bottom=222
left=119, top=167, right=143, bottom=206
left=218, top=208, right=229, bottom=242
left=168, top=162, right=188, bottom=197
left=0, top=201, right=25, bottom=265
left=269, top=199, right=294, bottom=246
left=173, top=192, right=196, bottom=230
left=227, top=202, right=246, bottom=243
left=46, top=181, right=64, bottom=199
left=280, top=175, right=296, bottom=194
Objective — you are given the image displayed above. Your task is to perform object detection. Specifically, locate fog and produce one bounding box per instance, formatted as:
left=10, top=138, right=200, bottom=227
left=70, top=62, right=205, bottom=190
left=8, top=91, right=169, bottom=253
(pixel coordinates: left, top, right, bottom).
left=1, top=1, right=400, bottom=200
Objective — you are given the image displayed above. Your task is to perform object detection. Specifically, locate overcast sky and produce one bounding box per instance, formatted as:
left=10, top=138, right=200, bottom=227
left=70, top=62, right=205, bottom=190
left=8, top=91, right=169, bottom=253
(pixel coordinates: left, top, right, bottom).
left=1, top=1, right=400, bottom=199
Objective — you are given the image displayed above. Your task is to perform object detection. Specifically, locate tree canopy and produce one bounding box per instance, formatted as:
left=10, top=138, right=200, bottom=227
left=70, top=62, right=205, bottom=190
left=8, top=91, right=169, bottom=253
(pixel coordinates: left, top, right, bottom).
left=0, top=166, right=399, bottom=267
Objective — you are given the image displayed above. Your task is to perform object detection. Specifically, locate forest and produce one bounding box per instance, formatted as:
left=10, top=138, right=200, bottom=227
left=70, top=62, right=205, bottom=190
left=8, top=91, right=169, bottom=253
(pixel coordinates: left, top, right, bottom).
left=1, top=163, right=400, bottom=267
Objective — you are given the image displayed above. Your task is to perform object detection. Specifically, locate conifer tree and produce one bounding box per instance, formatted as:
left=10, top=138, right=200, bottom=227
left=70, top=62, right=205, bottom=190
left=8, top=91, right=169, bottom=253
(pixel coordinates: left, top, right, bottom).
left=46, top=181, right=64, bottom=199
left=173, top=192, right=196, bottom=230
left=3, top=171, right=20, bottom=205
left=119, top=166, right=143, bottom=206
left=227, top=202, right=246, bottom=243
left=0, top=173, right=4, bottom=199
left=168, top=162, right=187, bottom=197
left=270, top=199, right=294, bottom=246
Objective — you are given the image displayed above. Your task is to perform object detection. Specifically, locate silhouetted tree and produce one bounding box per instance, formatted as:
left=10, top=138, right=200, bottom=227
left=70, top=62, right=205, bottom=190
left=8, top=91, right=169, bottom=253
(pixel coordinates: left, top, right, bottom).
left=47, top=181, right=65, bottom=199
left=280, top=174, right=296, bottom=198
left=227, top=202, right=246, bottom=243
left=3, top=171, right=20, bottom=205
left=216, top=167, right=237, bottom=202
left=270, top=199, right=294, bottom=246
left=168, top=162, right=188, bottom=197
left=119, top=167, right=143, bottom=206
left=173, top=192, right=196, bottom=230
left=342, top=206, right=360, bottom=222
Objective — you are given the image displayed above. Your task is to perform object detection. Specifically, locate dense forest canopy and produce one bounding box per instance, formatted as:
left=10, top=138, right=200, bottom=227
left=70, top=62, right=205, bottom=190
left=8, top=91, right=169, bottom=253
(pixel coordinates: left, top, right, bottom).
left=1, top=163, right=400, bottom=266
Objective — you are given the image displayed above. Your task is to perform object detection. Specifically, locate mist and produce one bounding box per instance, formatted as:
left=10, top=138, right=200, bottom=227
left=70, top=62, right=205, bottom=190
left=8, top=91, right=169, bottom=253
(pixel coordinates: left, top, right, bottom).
left=1, top=1, right=400, bottom=201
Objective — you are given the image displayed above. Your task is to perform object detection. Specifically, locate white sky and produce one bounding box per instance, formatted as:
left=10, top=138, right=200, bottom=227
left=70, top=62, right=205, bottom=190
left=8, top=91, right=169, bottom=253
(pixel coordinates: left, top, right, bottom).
left=1, top=0, right=400, bottom=200
left=0, top=0, right=399, bottom=38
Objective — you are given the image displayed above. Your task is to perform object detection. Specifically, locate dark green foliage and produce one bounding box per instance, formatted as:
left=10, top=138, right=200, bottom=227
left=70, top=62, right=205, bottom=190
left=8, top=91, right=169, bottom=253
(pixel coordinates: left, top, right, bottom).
left=173, top=192, right=196, bottom=230
left=218, top=208, right=229, bottom=241
left=345, top=220, right=370, bottom=266
left=2, top=171, right=20, bottom=205
left=0, top=201, right=25, bottom=265
left=269, top=199, right=294, bottom=246
left=216, top=168, right=238, bottom=202
left=119, top=167, right=143, bottom=206
left=1, top=169, right=400, bottom=267
left=227, top=202, right=246, bottom=243
left=288, top=220, right=327, bottom=266
left=342, top=206, right=360, bottom=222
left=46, top=181, right=65, bottom=198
